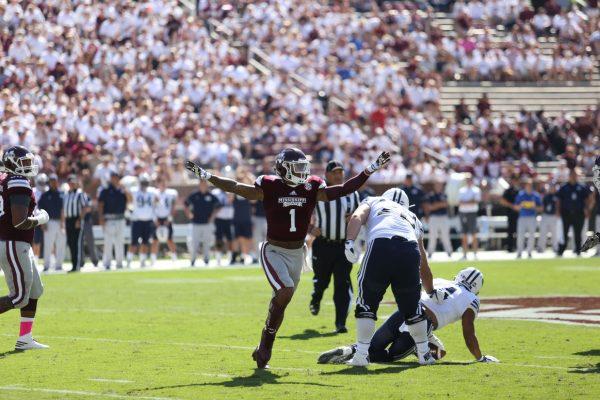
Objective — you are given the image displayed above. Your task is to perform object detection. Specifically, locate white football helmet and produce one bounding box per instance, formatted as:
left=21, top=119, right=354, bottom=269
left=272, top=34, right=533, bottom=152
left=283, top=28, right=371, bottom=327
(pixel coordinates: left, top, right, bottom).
left=454, top=267, right=484, bottom=294
left=382, top=188, right=409, bottom=209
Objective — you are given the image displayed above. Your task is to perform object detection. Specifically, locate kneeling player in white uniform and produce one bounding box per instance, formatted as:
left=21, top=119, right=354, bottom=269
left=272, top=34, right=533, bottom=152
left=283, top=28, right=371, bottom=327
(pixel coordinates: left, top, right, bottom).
left=318, top=267, right=499, bottom=364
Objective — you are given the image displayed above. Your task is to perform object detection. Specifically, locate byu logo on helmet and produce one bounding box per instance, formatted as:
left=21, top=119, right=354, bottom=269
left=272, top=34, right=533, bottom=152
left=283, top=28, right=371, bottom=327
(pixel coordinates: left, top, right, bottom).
left=454, top=267, right=484, bottom=294
left=381, top=188, right=410, bottom=209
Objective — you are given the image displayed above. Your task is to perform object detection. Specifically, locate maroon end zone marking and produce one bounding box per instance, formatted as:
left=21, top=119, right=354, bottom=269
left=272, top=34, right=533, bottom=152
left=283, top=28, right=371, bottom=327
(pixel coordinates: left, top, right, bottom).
left=481, top=297, right=600, bottom=326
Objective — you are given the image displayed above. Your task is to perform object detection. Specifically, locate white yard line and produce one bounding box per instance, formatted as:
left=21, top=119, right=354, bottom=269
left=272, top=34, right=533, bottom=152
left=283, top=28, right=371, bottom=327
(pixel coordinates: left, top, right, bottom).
left=0, top=385, right=177, bottom=400
left=534, top=356, right=581, bottom=360
left=0, top=333, right=319, bottom=354
left=88, top=379, right=134, bottom=384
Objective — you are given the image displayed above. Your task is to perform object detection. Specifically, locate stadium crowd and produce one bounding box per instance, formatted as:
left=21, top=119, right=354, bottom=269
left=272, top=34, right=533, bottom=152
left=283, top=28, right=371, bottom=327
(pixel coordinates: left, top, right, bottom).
left=0, top=0, right=598, bottom=268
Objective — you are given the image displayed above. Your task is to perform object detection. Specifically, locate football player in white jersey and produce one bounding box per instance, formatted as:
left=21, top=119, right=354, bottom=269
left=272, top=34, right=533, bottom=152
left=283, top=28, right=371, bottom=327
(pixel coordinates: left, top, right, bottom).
left=343, top=188, right=444, bottom=366
left=126, top=174, right=158, bottom=268
left=151, top=179, right=178, bottom=263
left=318, top=267, right=499, bottom=364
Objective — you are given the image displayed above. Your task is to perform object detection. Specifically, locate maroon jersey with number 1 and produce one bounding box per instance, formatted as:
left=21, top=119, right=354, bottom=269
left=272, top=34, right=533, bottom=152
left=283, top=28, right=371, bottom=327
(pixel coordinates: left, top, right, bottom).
left=255, top=175, right=325, bottom=242
left=0, top=173, right=36, bottom=244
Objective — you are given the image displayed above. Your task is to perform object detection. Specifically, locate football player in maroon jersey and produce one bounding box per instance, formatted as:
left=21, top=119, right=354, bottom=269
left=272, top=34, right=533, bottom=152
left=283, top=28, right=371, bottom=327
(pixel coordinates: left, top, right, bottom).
left=0, top=146, right=51, bottom=350
left=186, top=148, right=390, bottom=368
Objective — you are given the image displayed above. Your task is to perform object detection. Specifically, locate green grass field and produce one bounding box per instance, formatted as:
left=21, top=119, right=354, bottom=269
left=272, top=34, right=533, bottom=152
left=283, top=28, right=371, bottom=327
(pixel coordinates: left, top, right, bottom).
left=0, top=258, right=598, bottom=400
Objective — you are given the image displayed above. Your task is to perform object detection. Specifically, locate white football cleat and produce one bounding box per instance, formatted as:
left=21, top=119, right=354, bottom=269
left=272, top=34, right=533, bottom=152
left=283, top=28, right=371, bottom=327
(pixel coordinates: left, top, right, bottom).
left=347, top=352, right=369, bottom=367
left=318, top=346, right=354, bottom=364
left=15, top=336, right=49, bottom=351
left=417, top=351, right=435, bottom=365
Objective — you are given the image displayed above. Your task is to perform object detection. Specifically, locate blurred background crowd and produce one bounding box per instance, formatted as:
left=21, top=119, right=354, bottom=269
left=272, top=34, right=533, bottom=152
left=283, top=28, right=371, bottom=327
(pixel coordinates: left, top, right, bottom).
left=0, top=0, right=598, bottom=267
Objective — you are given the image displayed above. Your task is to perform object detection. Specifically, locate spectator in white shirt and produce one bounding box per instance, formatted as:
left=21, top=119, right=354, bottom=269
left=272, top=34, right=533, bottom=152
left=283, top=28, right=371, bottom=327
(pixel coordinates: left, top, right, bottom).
left=458, top=174, right=482, bottom=259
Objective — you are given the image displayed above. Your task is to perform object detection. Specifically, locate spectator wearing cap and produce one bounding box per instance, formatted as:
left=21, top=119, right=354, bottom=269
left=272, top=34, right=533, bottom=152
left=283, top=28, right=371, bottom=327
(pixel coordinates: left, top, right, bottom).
left=538, top=182, right=560, bottom=253
left=98, top=172, right=128, bottom=270
left=309, top=160, right=361, bottom=333
left=557, top=168, right=593, bottom=256
left=424, top=181, right=453, bottom=258
left=458, top=174, right=481, bottom=260
left=499, top=175, right=521, bottom=252
left=514, top=178, right=542, bottom=258
left=63, top=175, right=91, bottom=272
left=402, top=173, right=426, bottom=219
left=38, top=174, right=65, bottom=272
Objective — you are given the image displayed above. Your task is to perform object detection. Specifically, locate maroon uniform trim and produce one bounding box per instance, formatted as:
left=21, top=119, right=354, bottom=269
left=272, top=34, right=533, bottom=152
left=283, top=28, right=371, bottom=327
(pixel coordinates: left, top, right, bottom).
left=7, top=241, right=25, bottom=305
left=259, top=243, right=284, bottom=291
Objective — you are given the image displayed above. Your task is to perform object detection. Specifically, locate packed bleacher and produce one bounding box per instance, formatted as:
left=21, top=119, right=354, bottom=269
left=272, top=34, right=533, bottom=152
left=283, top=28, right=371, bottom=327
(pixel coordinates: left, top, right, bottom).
left=0, top=0, right=598, bottom=188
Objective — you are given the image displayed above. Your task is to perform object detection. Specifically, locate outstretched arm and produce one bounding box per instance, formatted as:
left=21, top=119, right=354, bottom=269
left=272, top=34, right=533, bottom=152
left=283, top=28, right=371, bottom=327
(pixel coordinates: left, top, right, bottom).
left=317, top=151, right=391, bottom=201
left=185, top=161, right=263, bottom=201
left=461, top=309, right=482, bottom=359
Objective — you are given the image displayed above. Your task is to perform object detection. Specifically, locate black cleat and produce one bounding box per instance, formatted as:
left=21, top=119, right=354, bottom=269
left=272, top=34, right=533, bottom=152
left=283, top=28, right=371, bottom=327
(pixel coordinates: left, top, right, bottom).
left=309, top=301, right=320, bottom=316
left=335, top=325, right=348, bottom=334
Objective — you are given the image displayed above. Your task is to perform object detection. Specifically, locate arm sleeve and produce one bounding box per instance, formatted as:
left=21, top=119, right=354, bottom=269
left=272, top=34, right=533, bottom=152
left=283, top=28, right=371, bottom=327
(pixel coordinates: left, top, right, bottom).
left=6, top=178, right=32, bottom=197
left=468, top=298, right=480, bottom=315
left=415, top=218, right=424, bottom=239
left=323, top=171, right=369, bottom=201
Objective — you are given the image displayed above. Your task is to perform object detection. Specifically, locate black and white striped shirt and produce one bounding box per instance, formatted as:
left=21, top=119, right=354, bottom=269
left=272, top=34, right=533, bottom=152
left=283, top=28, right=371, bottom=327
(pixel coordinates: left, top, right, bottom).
left=315, top=191, right=360, bottom=240
left=64, top=189, right=90, bottom=219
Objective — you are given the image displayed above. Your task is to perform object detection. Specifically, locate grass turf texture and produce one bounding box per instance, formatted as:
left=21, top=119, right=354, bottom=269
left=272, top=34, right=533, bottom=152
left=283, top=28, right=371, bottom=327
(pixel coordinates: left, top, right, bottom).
left=0, top=258, right=598, bottom=400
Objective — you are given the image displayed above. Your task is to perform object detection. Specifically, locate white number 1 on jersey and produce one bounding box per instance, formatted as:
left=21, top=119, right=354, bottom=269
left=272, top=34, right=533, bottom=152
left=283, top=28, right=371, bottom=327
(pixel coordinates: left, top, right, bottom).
left=289, top=209, right=297, bottom=232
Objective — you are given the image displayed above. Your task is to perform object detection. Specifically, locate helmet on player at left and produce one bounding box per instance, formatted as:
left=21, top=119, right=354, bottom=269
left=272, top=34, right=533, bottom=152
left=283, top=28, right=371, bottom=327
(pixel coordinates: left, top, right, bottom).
left=1, top=145, right=39, bottom=177
left=381, top=188, right=410, bottom=209
left=593, top=155, right=600, bottom=191
left=454, top=267, right=484, bottom=294
left=275, top=148, right=310, bottom=186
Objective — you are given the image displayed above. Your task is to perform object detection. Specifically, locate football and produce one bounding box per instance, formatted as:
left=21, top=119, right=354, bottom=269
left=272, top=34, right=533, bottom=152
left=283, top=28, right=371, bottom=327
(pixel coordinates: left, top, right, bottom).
left=429, top=342, right=447, bottom=360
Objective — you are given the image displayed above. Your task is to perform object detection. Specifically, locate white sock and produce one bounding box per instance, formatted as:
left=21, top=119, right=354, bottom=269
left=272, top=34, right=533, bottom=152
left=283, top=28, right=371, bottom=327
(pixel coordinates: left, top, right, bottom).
left=127, top=252, right=133, bottom=261
left=171, top=253, right=177, bottom=261
left=355, top=318, right=375, bottom=355
left=140, top=254, right=147, bottom=263
left=406, top=319, right=429, bottom=356
left=151, top=254, right=157, bottom=263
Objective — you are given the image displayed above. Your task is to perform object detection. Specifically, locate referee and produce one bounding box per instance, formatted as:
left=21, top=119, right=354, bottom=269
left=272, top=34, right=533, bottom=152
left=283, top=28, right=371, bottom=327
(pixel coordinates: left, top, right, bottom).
left=64, top=175, right=91, bottom=272
left=309, top=160, right=361, bottom=333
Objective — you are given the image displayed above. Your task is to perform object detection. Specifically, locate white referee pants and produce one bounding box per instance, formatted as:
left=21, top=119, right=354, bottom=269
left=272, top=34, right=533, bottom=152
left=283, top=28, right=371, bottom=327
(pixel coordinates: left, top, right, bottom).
left=538, top=214, right=559, bottom=252
left=189, top=224, right=214, bottom=262
left=103, top=219, right=125, bottom=268
left=516, top=216, right=537, bottom=256
left=43, top=219, right=66, bottom=270
left=427, top=215, right=452, bottom=255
